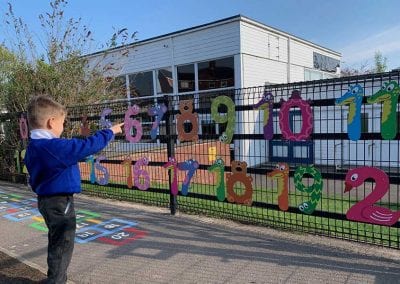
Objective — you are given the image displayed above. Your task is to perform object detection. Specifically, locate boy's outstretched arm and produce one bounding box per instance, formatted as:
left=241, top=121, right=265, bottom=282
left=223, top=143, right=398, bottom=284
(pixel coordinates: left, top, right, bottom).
left=46, top=122, right=125, bottom=166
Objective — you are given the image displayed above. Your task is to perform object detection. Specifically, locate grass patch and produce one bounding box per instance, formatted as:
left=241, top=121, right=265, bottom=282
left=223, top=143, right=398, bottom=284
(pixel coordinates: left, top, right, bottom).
left=82, top=180, right=400, bottom=249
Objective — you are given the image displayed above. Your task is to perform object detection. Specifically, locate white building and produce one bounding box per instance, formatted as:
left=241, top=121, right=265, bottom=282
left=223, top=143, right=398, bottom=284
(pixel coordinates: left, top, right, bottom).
left=86, top=14, right=341, bottom=97
left=85, top=15, right=342, bottom=167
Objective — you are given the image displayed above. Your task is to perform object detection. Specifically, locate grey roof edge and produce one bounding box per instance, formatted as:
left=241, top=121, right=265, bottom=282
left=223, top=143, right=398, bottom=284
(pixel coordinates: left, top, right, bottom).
left=84, top=14, right=340, bottom=59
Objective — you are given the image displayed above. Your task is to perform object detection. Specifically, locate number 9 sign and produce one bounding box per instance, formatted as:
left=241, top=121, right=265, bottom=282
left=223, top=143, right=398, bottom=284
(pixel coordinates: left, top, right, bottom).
left=211, top=96, right=235, bottom=144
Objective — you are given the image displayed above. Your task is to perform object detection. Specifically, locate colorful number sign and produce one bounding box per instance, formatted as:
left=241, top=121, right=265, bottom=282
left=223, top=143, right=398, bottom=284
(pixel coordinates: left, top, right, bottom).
left=85, top=155, right=96, bottom=184
left=133, top=157, right=150, bottom=190
left=148, top=103, right=167, bottom=140
left=176, top=100, right=199, bottom=142
left=124, top=105, right=142, bottom=143
left=294, top=165, right=322, bottom=215
left=177, top=159, right=199, bottom=195
left=19, top=114, right=28, bottom=140
left=163, top=157, right=178, bottom=196
left=99, top=108, right=113, bottom=129
left=208, top=157, right=226, bottom=202
left=279, top=90, right=313, bottom=141
left=267, top=163, right=289, bottom=211
left=121, top=156, right=133, bottom=189
left=226, top=161, right=253, bottom=205
left=95, top=155, right=109, bottom=185
left=335, top=85, right=363, bottom=141
left=254, top=92, right=274, bottom=140
left=344, top=166, right=400, bottom=226
left=367, top=81, right=400, bottom=140
left=211, top=96, right=235, bottom=144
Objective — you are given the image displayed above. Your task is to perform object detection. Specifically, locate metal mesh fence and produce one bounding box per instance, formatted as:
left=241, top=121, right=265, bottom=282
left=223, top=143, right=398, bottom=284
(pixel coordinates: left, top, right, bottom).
left=1, top=71, right=399, bottom=249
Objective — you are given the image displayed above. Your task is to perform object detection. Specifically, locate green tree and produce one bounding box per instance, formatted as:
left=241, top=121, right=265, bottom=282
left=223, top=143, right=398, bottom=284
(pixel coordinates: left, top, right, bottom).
left=0, top=0, right=135, bottom=179
left=341, top=51, right=389, bottom=77
left=0, top=0, right=135, bottom=110
left=374, top=51, right=387, bottom=73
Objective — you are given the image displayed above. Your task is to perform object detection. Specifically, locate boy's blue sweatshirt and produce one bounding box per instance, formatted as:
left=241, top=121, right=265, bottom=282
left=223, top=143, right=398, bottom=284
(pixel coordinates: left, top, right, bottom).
left=24, top=129, right=114, bottom=196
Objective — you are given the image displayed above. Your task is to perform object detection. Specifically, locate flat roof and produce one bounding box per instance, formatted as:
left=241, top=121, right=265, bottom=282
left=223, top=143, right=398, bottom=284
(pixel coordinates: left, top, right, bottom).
left=85, top=14, right=340, bottom=58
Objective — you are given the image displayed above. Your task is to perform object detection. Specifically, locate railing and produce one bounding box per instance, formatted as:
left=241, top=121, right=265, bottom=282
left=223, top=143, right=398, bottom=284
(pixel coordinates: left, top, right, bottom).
left=1, top=70, right=400, bottom=249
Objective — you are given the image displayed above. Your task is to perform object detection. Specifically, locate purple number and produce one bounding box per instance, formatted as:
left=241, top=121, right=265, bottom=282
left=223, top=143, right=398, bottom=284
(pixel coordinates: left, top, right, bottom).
left=148, top=103, right=167, bottom=140
left=177, top=159, right=199, bottom=195
left=100, top=108, right=113, bottom=129
left=124, top=105, right=142, bottom=143
left=95, top=155, right=109, bottom=185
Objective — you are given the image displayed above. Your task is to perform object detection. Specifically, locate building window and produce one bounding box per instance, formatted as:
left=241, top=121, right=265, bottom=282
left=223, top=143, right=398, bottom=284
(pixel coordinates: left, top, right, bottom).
left=177, top=64, right=195, bottom=92
left=273, top=144, right=288, bottom=157
left=106, top=75, right=127, bottom=99
left=313, top=52, right=340, bottom=72
left=323, top=73, right=336, bottom=79
left=156, top=67, right=173, bottom=94
left=129, top=71, right=154, bottom=97
left=305, top=69, right=338, bottom=81
left=304, top=69, right=323, bottom=81
left=198, top=57, right=234, bottom=90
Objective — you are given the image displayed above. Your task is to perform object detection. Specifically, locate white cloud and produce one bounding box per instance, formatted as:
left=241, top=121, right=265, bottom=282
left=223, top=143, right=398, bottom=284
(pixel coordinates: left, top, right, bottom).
left=340, top=24, right=400, bottom=69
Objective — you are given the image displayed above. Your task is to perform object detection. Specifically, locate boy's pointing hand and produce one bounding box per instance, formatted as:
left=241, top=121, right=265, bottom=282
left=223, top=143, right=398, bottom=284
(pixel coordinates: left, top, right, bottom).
left=110, top=122, right=124, bottom=134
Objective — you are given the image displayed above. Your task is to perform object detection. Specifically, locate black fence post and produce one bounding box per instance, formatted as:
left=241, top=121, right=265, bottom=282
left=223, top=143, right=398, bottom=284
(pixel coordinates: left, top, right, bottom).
left=164, top=95, right=177, bottom=215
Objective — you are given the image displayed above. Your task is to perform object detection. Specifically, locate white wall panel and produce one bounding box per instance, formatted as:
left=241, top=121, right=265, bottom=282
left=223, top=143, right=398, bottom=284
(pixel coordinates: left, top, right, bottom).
left=240, top=22, right=288, bottom=63
left=242, top=54, right=287, bottom=87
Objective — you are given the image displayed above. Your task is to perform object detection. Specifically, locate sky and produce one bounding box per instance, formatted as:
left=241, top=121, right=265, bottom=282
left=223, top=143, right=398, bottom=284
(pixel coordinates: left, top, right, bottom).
left=1, top=0, right=400, bottom=70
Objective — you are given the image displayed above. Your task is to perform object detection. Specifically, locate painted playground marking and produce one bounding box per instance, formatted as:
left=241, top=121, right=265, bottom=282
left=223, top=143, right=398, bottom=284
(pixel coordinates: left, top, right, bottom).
left=0, top=192, right=148, bottom=246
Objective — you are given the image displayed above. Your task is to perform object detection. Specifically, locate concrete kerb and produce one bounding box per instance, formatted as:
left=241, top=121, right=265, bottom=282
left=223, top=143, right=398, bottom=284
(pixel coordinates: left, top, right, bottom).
left=0, top=244, right=47, bottom=274
left=0, top=246, right=75, bottom=284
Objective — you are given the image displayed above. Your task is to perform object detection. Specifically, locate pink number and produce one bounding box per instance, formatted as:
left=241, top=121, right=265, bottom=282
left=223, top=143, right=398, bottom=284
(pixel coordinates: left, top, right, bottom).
left=279, top=90, right=313, bottom=141
left=344, top=167, right=400, bottom=226
left=19, top=115, right=28, bottom=140
left=133, top=157, right=150, bottom=190
left=163, top=157, right=178, bottom=196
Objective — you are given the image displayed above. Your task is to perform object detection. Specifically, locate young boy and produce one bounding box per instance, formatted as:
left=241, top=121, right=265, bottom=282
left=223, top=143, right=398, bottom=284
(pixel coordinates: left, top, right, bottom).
left=24, top=95, right=123, bottom=284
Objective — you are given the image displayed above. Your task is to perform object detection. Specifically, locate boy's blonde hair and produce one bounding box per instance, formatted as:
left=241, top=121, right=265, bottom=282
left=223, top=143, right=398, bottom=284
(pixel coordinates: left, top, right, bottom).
left=27, top=95, right=67, bottom=129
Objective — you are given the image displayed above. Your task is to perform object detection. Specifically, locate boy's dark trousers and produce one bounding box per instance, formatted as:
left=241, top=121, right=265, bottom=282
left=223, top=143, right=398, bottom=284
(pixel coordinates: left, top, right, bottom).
left=38, top=194, right=76, bottom=284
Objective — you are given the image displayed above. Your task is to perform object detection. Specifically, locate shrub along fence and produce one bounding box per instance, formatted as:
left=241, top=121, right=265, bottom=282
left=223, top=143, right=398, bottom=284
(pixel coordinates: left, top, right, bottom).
left=1, top=71, right=400, bottom=249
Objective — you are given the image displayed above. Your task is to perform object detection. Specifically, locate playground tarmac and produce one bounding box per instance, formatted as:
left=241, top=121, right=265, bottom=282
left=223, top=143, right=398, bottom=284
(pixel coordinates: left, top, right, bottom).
left=0, top=181, right=399, bottom=284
